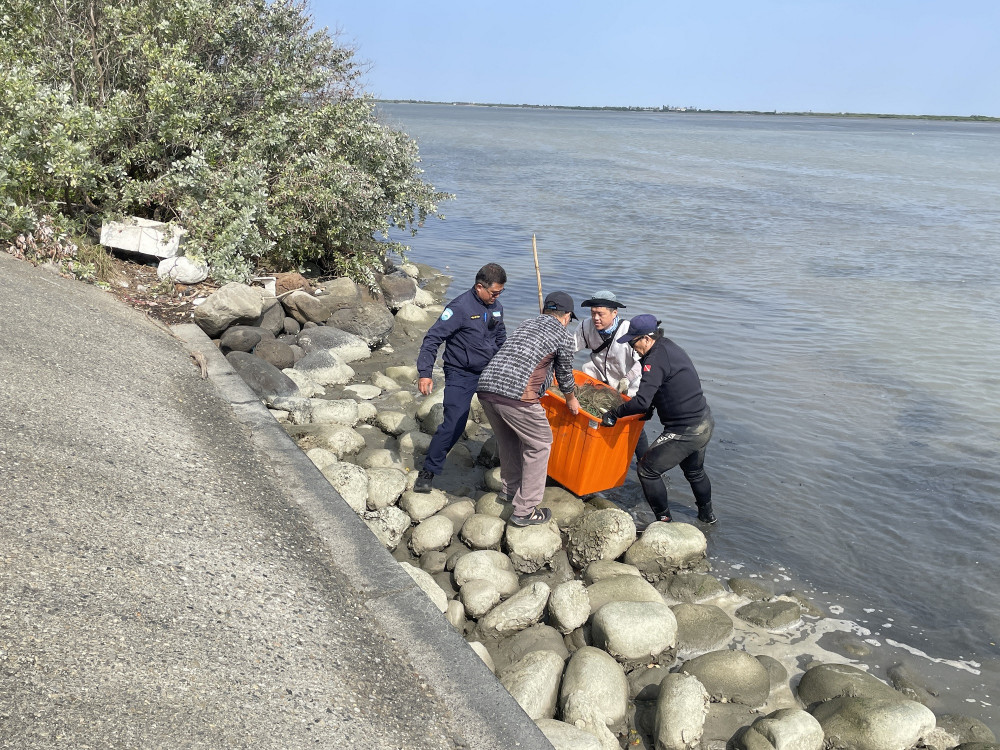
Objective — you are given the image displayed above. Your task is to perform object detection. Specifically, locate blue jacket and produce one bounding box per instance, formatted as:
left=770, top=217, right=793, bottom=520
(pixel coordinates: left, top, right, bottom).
left=417, top=288, right=506, bottom=377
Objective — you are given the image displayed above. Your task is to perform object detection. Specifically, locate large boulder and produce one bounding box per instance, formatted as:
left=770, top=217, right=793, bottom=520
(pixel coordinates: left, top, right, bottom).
left=796, top=663, right=903, bottom=707
left=494, top=623, right=569, bottom=674
left=308, top=398, right=360, bottom=427
left=655, top=673, right=710, bottom=750
left=253, top=338, right=295, bottom=370
left=293, top=350, right=355, bottom=387
left=281, top=289, right=329, bottom=324
left=736, top=599, right=803, bottom=629
left=366, top=467, right=407, bottom=510
left=194, top=282, right=264, bottom=337
left=586, top=573, right=663, bottom=613
left=460, top=579, right=503, bottom=618
left=499, top=650, right=564, bottom=720
left=731, top=708, right=824, bottom=750
left=623, top=521, right=708, bottom=581
left=452, top=549, right=515, bottom=586
left=220, top=325, right=274, bottom=353
left=315, top=276, right=362, bottom=313
left=478, top=582, right=551, bottom=638
left=810, top=696, right=936, bottom=750
left=460, top=513, right=506, bottom=550
left=680, top=649, right=771, bottom=707
left=296, top=326, right=371, bottom=363
left=591, top=600, right=677, bottom=663
left=671, top=603, right=735, bottom=654
left=559, top=646, right=629, bottom=734
left=539, top=486, right=587, bottom=529
left=363, top=506, right=411, bottom=550
left=566, top=508, right=637, bottom=569
left=225, top=351, right=299, bottom=400
left=548, top=580, right=591, bottom=634
left=320, top=461, right=369, bottom=514
left=505, top=521, right=563, bottom=573
left=307, top=423, right=366, bottom=458
left=409, top=515, right=454, bottom=555
left=254, top=298, right=285, bottom=336
left=327, top=303, right=395, bottom=347
left=535, top=719, right=602, bottom=750
left=656, top=571, right=727, bottom=603
left=399, top=489, right=448, bottom=522
left=378, top=271, right=418, bottom=311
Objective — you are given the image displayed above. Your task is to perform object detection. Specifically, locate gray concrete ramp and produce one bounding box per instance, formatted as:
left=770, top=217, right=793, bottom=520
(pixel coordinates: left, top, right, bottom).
left=0, top=253, right=550, bottom=749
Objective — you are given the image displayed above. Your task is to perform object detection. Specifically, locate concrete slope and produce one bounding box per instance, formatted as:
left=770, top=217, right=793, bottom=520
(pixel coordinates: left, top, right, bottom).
left=0, top=253, right=550, bottom=749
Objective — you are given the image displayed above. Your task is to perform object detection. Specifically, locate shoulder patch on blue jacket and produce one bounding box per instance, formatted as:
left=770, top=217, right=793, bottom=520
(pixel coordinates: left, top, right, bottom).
left=440, top=308, right=453, bottom=321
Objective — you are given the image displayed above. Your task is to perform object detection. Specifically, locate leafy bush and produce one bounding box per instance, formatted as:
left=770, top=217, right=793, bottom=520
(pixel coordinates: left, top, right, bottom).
left=0, top=0, right=448, bottom=283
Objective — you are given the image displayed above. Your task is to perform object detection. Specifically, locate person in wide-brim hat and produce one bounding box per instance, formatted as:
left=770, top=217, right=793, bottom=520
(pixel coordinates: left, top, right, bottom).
left=574, top=289, right=642, bottom=398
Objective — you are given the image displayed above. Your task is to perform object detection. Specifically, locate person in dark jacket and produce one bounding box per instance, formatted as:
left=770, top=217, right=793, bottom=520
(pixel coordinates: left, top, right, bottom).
left=600, top=314, right=717, bottom=525
left=413, top=263, right=507, bottom=492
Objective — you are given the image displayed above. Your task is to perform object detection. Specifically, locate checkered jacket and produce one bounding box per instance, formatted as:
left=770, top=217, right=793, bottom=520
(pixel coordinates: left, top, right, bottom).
left=477, top=314, right=577, bottom=400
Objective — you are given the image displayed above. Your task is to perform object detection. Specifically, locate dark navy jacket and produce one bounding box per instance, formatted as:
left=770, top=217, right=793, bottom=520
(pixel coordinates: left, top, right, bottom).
left=417, top=288, right=506, bottom=377
left=610, top=337, right=708, bottom=428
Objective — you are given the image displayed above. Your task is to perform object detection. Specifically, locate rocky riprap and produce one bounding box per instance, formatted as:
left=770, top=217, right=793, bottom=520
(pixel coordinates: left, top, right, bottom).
left=194, top=263, right=997, bottom=750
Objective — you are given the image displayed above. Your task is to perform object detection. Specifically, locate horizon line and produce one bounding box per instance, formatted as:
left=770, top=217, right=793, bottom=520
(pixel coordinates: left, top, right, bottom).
left=376, top=99, right=1000, bottom=123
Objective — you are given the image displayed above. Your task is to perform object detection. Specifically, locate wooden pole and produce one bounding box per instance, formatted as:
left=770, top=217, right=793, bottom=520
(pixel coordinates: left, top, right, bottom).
left=532, top=234, right=544, bottom=313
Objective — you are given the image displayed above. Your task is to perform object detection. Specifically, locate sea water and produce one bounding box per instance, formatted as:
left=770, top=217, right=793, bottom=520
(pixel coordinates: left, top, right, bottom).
left=379, top=102, right=1000, bottom=727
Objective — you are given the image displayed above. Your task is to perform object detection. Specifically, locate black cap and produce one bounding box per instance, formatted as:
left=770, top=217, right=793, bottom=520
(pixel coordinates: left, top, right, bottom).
left=543, top=291, right=577, bottom=320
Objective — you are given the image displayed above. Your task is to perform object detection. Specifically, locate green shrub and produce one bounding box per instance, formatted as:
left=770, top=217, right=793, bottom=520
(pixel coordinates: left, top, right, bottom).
left=0, top=0, right=448, bottom=283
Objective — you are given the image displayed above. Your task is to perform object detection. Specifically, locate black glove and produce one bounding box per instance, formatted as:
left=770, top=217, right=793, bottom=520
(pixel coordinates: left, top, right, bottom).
left=600, top=412, right=617, bottom=427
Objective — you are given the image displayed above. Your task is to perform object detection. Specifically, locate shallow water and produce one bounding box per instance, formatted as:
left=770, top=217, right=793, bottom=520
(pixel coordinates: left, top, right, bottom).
left=379, top=103, right=1000, bottom=728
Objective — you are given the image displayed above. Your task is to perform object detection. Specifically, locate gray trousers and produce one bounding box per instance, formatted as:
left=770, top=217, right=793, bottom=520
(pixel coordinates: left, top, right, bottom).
left=480, top=399, right=552, bottom=517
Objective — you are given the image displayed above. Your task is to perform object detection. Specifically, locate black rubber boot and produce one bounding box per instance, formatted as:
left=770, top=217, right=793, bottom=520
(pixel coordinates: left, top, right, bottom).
left=696, top=501, right=717, bottom=525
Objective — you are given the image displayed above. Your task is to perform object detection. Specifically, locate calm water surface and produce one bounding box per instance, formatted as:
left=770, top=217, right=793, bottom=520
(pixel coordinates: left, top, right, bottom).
left=380, top=103, right=1000, bottom=725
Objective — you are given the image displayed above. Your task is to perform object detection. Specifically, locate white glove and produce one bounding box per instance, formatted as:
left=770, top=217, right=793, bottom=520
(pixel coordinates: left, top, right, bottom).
left=617, top=378, right=630, bottom=394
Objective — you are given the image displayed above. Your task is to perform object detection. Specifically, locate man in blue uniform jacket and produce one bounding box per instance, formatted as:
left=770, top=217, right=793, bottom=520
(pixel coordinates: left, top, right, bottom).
left=600, top=314, right=717, bottom=525
left=413, top=263, right=508, bottom=492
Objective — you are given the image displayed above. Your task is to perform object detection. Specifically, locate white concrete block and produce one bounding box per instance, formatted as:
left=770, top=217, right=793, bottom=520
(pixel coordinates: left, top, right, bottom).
left=100, top=218, right=186, bottom=259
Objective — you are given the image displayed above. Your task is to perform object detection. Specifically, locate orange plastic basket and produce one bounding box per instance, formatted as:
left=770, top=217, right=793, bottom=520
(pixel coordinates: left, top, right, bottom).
left=540, top=371, right=645, bottom=496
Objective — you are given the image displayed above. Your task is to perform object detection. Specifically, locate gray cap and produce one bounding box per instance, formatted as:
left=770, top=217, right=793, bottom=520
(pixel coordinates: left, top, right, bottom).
left=581, top=290, right=625, bottom=309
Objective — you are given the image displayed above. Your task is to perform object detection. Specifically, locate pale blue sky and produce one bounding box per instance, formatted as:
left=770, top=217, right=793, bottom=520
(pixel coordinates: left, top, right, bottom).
left=310, top=0, right=999, bottom=117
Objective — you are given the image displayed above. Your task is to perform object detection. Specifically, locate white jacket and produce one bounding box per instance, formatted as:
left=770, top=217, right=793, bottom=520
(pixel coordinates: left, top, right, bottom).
left=574, top=318, right=642, bottom=396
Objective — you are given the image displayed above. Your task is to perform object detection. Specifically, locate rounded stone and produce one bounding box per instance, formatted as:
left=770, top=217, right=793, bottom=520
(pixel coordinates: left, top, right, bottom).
left=478, top=582, right=550, bottom=637
left=680, top=649, right=771, bottom=707
left=586, top=574, right=664, bottom=613
left=499, top=650, right=565, bottom=720
left=505, top=521, right=563, bottom=573
left=797, top=663, right=904, bottom=707
left=566, top=508, right=637, bottom=569
left=731, top=707, right=824, bottom=750
left=810, top=696, right=936, bottom=750
left=548, top=580, right=591, bottom=634
left=671, top=602, right=735, bottom=653
left=655, top=672, right=710, bottom=750
left=453, top=549, right=517, bottom=588
left=591, top=600, right=678, bottom=662
left=409, top=515, right=454, bottom=555
left=559, top=646, right=629, bottom=734
left=461, top=579, right=503, bottom=618
left=460, top=513, right=506, bottom=550
left=624, top=521, right=708, bottom=580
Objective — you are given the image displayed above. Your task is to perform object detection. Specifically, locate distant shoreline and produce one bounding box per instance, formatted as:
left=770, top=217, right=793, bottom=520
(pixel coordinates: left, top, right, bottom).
left=378, top=99, right=999, bottom=123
